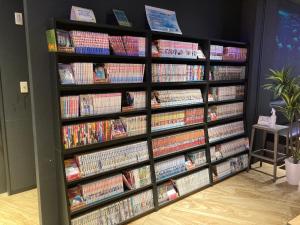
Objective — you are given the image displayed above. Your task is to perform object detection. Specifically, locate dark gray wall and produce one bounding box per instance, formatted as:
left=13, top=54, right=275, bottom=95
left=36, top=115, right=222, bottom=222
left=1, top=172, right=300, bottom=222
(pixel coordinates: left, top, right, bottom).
left=0, top=0, right=35, bottom=194
left=23, top=0, right=243, bottom=224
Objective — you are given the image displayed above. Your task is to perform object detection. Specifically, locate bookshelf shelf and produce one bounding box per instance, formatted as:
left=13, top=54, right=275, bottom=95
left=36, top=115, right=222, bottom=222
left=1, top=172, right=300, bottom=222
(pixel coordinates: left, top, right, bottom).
left=67, top=159, right=150, bottom=187
left=151, top=81, right=207, bottom=88
left=151, top=57, right=206, bottom=64
left=209, top=133, right=247, bottom=146
left=63, top=134, right=148, bottom=157
left=60, top=83, right=147, bottom=94
left=151, top=103, right=205, bottom=113
left=154, top=145, right=207, bottom=162
left=70, top=184, right=153, bottom=217
left=49, top=18, right=249, bottom=225
left=208, top=98, right=245, bottom=105
left=158, top=183, right=211, bottom=209
left=213, top=168, right=248, bottom=184
left=61, top=109, right=148, bottom=125
left=211, top=149, right=249, bottom=165
left=156, top=163, right=210, bottom=185
left=207, top=114, right=244, bottom=126
left=151, top=123, right=205, bottom=138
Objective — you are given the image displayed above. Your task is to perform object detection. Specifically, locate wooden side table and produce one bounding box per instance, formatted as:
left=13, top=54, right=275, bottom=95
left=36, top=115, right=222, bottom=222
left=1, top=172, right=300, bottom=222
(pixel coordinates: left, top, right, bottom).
left=247, top=124, right=289, bottom=182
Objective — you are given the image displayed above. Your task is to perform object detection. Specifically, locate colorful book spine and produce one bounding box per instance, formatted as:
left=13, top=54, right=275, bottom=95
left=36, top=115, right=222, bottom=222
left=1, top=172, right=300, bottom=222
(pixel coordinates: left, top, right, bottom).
left=71, top=63, right=94, bottom=84
left=122, top=92, right=146, bottom=111
left=104, top=63, right=145, bottom=83
left=70, top=141, right=149, bottom=179
left=152, top=129, right=206, bottom=158
left=151, top=89, right=203, bottom=108
left=210, top=66, right=246, bottom=80
left=123, top=165, right=152, bottom=190
left=152, top=64, right=204, bottom=82
left=210, top=45, right=247, bottom=62
left=208, top=121, right=245, bottom=143
left=175, top=168, right=210, bottom=196
left=70, top=30, right=109, bottom=55
left=60, top=96, right=79, bottom=119
left=71, top=190, right=154, bottom=225
left=120, top=115, right=147, bottom=136
left=208, top=102, right=244, bottom=121
left=151, top=108, right=204, bottom=132
left=210, top=138, right=249, bottom=162
left=208, top=85, right=245, bottom=102
left=154, top=155, right=186, bottom=181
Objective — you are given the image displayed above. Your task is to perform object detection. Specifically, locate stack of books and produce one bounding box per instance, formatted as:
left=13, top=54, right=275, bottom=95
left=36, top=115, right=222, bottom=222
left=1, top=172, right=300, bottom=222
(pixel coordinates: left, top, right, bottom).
left=71, top=190, right=154, bottom=225
left=151, top=89, right=203, bottom=108
left=208, top=102, right=244, bottom=121
left=152, top=64, right=205, bottom=82
left=210, top=137, right=249, bottom=162
left=223, top=47, right=247, bottom=61
left=79, top=93, right=122, bottom=116
left=152, top=130, right=206, bottom=158
left=154, top=155, right=186, bottom=181
left=151, top=108, right=204, bottom=132
left=210, top=45, right=247, bottom=62
left=212, top=154, right=248, bottom=181
left=58, top=63, right=145, bottom=85
left=109, top=36, right=146, bottom=56
left=152, top=40, right=198, bottom=59
left=62, top=116, right=147, bottom=149
left=210, top=45, right=224, bottom=60
left=104, top=63, right=145, bottom=83
left=208, top=85, right=245, bottom=102
left=157, top=181, right=178, bottom=204
left=64, top=141, right=149, bottom=181
left=123, top=165, right=152, bottom=190
left=69, top=30, right=109, bottom=55
left=174, top=168, right=210, bottom=196
left=68, top=174, right=124, bottom=211
left=210, top=66, right=246, bottom=80
left=60, top=96, right=79, bottom=119
left=120, top=115, right=147, bottom=136
left=185, top=149, right=207, bottom=169
left=208, top=121, right=245, bottom=143
left=122, top=92, right=146, bottom=111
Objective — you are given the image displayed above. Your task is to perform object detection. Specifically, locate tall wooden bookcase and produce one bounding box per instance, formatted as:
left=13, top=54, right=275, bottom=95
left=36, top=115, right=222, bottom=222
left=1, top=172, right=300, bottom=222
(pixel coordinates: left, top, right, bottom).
left=49, top=18, right=249, bottom=225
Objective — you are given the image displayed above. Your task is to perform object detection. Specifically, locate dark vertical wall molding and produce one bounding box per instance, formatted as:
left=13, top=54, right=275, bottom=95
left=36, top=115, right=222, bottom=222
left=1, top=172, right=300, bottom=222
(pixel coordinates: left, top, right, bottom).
left=0, top=0, right=36, bottom=194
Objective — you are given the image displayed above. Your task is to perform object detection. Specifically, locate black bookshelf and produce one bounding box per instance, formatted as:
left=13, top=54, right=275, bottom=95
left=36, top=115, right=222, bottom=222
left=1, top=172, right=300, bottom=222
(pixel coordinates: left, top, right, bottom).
left=49, top=18, right=249, bottom=225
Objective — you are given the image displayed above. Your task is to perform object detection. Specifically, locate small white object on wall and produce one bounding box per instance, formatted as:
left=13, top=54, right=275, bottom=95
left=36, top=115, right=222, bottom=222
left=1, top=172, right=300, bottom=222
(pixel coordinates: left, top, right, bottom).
left=15, top=12, right=23, bottom=26
left=20, top=81, right=28, bottom=93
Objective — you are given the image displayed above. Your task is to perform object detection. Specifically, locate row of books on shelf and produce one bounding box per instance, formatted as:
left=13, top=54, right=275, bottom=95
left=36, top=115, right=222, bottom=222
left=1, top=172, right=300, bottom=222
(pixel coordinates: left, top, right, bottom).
left=151, top=89, right=203, bottom=108
left=152, top=129, right=205, bottom=158
left=155, top=150, right=207, bottom=181
left=71, top=190, right=154, bottom=225
left=212, top=154, right=248, bottom=181
left=152, top=39, right=205, bottom=59
left=210, top=137, right=249, bottom=162
left=158, top=168, right=210, bottom=205
left=62, top=115, right=146, bottom=149
left=68, top=165, right=151, bottom=212
left=208, top=85, right=244, bottom=102
left=47, top=29, right=145, bottom=56
left=208, top=121, right=244, bottom=143
left=65, top=141, right=149, bottom=181
left=151, top=108, right=204, bottom=132
left=210, top=45, right=247, bottom=62
left=208, top=102, right=244, bottom=121
left=60, top=92, right=145, bottom=119
left=152, top=64, right=204, bottom=82
left=210, top=66, right=245, bottom=81
left=59, top=63, right=145, bottom=85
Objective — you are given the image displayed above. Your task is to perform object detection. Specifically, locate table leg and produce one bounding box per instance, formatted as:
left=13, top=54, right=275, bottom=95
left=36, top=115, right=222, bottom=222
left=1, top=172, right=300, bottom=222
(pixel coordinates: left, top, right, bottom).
left=248, top=127, right=255, bottom=172
left=273, top=133, right=278, bottom=182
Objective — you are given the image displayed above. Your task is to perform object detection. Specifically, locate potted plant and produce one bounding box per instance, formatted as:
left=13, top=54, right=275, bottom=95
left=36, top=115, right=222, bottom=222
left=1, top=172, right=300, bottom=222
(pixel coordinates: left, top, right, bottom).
left=264, top=67, right=300, bottom=185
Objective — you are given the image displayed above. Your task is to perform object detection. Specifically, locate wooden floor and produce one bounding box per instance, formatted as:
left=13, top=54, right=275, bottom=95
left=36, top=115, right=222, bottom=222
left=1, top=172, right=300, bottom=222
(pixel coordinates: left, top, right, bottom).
left=1, top=163, right=300, bottom=225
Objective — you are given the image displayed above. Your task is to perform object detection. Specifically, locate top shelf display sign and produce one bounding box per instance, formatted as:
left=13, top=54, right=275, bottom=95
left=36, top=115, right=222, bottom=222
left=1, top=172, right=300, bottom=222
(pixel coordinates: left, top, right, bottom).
left=70, top=6, right=96, bottom=23
left=145, top=5, right=182, bottom=35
